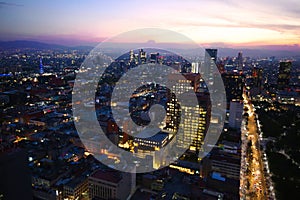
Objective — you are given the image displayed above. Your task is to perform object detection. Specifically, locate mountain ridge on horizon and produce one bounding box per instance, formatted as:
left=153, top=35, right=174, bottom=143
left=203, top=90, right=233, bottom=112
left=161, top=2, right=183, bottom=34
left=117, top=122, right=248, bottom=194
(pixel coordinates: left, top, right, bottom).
left=0, top=40, right=299, bottom=58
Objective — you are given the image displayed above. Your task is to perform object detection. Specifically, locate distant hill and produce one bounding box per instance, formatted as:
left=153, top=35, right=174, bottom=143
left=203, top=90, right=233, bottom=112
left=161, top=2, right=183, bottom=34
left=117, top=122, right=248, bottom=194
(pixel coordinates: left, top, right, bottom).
left=0, top=40, right=67, bottom=50
left=0, top=40, right=299, bottom=58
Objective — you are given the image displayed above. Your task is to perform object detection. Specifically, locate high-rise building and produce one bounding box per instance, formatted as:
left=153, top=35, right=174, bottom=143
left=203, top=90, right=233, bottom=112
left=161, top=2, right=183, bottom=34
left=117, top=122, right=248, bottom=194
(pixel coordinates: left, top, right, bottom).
left=133, top=131, right=169, bottom=169
left=138, top=49, right=147, bottom=64
left=203, top=49, right=217, bottom=84
left=150, top=53, right=159, bottom=63
left=192, top=62, right=200, bottom=74
left=129, top=50, right=134, bottom=63
left=167, top=73, right=201, bottom=94
left=165, top=73, right=209, bottom=152
left=277, top=61, right=292, bottom=90
left=228, top=101, right=243, bottom=129
left=252, top=67, right=263, bottom=88
left=222, top=72, right=244, bottom=105
left=237, top=52, right=243, bottom=71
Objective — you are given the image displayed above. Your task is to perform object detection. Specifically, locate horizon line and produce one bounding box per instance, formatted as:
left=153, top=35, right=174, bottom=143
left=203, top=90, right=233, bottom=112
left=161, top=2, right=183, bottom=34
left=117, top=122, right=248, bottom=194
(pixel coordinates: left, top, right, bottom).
left=1, top=38, right=300, bottom=50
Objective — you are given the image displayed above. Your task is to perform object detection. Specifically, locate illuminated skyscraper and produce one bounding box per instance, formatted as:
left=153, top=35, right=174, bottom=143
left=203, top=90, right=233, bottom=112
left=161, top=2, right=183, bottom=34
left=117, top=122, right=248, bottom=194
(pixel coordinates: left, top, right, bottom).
left=39, top=57, right=44, bottom=74
left=192, top=62, right=200, bottom=74
left=277, top=61, right=292, bottom=90
left=165, top=73, right=208, bottom=151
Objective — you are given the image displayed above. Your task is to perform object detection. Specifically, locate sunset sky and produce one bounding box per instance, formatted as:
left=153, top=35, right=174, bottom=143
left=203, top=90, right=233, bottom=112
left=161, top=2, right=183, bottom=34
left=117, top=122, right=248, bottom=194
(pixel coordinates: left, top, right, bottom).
left=1, top=0, right=300, bottom=47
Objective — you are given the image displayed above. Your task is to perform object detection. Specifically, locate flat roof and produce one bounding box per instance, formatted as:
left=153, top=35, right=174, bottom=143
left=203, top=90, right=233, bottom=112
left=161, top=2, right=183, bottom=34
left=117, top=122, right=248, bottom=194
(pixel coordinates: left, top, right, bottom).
left=91, top=170, right=122, bottom=184
left=135, top=131, right=168, bottom=143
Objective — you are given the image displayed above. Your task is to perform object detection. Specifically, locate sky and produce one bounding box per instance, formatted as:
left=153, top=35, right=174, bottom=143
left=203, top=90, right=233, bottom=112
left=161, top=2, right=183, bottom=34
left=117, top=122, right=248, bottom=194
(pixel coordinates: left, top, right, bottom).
left=0, top=0, right=300, bottom=47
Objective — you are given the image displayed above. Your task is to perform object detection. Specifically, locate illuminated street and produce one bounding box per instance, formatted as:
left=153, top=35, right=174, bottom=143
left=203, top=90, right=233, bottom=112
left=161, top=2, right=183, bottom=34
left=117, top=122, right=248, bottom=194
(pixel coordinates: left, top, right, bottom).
left=240, top=91, right=274, bottom=200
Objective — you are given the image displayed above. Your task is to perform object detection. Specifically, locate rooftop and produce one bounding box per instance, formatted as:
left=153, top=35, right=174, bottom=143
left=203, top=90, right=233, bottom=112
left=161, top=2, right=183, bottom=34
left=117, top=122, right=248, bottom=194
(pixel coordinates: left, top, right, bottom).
left=91, top=170, right=122, bottom=184
left=135, top=131, right=169, bottom=143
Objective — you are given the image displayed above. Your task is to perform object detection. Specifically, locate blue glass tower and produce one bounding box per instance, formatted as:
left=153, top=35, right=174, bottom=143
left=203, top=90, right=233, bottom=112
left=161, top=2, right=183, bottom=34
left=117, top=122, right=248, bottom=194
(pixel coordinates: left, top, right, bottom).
left=39, top=58, right=44, bottom=74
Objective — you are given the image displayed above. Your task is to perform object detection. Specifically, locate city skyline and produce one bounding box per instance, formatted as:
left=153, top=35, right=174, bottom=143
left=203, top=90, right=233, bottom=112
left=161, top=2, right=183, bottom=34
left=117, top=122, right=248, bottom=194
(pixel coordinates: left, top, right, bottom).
left=0, top=44, right=299, bottom=199
left=0, top=1, right=299, bottom=199
left=0, top=0, right=300, bottom=48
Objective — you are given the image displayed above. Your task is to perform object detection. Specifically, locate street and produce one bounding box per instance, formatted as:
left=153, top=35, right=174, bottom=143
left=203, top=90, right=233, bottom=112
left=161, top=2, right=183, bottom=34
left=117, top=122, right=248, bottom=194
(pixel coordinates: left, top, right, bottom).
left=240, top=91, right=274, bottom=200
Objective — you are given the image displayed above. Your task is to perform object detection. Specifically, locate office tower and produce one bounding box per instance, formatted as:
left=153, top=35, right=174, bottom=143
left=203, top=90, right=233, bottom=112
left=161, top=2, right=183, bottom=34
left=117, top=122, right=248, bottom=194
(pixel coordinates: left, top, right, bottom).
left=150, top=53, right=159, bottom=63
left=249, top=67, right=263, bottom=96
left=192, top=62, right=200, bottom=74
left=167, top=73, right=201, bottom=94
left=133, top=131, right=169, bottom=169
left=39, top=57, right=44, bottom=74
left=228, top=101, right=243, bottom=129
left=138, top=49, right=147, bottom=64
left=129, top=50, right=134, bottom=63
left=277, top=61, right=292, bottom=90
left=237, top=52, right=243, bottom=71
left=222, top=73, right=244, bottom=104
left=165, top=73, right=208, bottom=152
left=203, top=49, right=217, bottom=84
left=252, top=67, right=263, bottom=88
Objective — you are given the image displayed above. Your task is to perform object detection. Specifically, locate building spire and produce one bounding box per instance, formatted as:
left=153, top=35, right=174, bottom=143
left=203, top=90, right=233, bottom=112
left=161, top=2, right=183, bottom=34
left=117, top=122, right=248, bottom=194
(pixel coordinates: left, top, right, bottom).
left=39, top=57, right=44, bottom=74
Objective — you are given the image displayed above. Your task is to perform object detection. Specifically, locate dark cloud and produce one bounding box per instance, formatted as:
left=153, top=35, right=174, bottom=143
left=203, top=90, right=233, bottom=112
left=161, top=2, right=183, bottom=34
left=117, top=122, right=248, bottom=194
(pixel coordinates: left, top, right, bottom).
left=0, top=2, right=23, bottom=7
